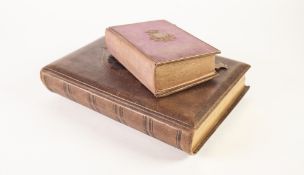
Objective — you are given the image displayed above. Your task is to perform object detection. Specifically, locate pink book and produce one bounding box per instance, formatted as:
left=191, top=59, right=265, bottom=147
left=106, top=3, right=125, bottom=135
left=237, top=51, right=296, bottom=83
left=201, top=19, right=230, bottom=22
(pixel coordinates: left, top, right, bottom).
left=105, top=20, right=220, bottom=97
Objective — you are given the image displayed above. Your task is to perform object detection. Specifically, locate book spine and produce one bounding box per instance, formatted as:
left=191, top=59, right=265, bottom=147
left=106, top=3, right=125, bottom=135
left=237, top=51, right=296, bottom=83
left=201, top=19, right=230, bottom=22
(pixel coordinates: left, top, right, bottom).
left=40, top=68, right=192, bottom=154
left=105, top=28, right=156, bottom=95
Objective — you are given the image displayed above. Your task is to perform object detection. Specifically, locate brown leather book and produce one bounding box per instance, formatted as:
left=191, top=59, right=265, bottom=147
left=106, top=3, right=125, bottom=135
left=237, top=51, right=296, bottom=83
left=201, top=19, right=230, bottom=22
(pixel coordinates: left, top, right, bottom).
left=105, top=20, right=220, bottom=97
left=40, top=38, right=250, bottom=154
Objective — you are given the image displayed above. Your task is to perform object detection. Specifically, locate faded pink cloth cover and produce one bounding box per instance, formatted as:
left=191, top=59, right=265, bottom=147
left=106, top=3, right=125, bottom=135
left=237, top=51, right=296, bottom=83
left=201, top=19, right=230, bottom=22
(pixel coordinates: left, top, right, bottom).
left=109, top=20, right=220, bottom=63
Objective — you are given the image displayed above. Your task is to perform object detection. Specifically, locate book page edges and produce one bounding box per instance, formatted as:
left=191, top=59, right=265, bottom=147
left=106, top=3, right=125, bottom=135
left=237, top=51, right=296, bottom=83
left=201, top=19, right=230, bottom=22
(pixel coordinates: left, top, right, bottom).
left=155, top=55, right=216, bottom=97
left=191, top=76, right=247, bottom=153
left=155, top=71, right=217, bottom=97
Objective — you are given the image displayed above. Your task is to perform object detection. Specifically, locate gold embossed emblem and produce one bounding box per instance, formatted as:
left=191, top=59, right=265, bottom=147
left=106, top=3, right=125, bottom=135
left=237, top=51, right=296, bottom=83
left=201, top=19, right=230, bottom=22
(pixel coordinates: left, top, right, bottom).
left=145, top=30, right=176, bottom=42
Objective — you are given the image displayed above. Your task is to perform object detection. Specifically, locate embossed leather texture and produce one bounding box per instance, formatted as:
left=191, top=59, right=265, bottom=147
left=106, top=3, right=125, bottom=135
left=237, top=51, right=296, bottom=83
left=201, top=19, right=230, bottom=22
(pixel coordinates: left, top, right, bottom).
left=40, top=38, right=250, bottom=154
left=107, top=20, right=220, bottom=63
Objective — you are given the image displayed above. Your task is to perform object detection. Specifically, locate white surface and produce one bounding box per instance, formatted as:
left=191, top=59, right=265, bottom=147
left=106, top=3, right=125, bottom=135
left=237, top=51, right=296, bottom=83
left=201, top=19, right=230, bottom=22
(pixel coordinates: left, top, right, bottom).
left=1, top=0, right=304, bottom=174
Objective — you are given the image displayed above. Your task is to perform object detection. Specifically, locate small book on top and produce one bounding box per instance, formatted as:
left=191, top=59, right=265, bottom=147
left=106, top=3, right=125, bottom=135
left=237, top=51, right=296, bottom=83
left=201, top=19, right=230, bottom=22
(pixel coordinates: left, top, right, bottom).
left=105, top=20, right=220, bottom=97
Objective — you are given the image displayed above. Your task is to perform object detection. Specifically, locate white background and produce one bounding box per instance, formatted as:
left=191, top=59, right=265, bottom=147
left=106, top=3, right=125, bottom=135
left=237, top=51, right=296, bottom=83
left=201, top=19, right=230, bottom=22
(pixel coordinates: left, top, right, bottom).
left=1, top=0, right=304, bottom=174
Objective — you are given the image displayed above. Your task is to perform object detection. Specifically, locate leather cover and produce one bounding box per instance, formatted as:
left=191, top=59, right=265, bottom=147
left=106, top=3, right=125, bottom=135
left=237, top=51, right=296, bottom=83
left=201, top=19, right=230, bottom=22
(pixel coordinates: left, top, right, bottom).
left=107, top=20, right=220, bottom=63
left=40, top=38, right=250, bottom=154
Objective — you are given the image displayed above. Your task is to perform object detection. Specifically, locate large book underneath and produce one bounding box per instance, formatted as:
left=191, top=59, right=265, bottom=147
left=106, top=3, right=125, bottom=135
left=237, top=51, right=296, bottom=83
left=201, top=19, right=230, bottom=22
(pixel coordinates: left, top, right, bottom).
left=40, top=38, right=250, bottom=154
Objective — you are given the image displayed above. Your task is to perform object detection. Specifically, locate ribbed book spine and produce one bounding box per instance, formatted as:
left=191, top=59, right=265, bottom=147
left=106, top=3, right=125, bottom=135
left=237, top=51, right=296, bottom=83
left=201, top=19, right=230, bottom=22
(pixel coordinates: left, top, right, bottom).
left=40, top=68, right=193, bottom=153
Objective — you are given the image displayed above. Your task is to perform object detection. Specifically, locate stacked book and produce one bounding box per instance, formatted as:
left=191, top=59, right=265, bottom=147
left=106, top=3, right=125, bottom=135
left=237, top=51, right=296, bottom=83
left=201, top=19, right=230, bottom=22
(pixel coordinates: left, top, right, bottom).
left=41, top=20, right=250, bottom=154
